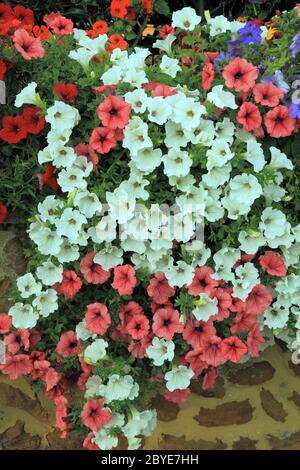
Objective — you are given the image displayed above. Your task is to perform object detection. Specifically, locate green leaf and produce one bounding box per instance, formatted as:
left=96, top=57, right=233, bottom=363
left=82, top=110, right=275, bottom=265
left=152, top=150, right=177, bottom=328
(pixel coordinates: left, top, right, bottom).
left=153, top=0, right=170, bottom=16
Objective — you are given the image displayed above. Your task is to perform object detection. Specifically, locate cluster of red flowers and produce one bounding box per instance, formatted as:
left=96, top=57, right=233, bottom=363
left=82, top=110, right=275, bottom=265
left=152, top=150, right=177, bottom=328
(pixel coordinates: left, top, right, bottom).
left=0, top=107, right=45, bottom=144
left=201, top=55, right=297, bottom=138
left=110, top=0, right=152, bottom=20
left=89, top=94, right=131, bottom=154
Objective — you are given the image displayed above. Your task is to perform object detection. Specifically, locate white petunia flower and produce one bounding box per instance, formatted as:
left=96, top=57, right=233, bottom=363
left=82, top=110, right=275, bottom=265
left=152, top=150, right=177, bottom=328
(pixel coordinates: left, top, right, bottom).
left=165, top=365, right=194, bottom=392
left=9, top=303, right=39, bottom=329
left=207, top=85, right=238, bottom=109
left=84, top=339, right=108, bottom=363
left=146, top=337, right=175, bottom=366
left=172, top=7, right=201, bottom=31
left=147, top=97, right=172, bottom=125
left=208, top=15, right=231, bottom=36
left=32, top=289, right=58, bottom=317
left=162, top=148, right=192, bottom=177
left=153, top=35, right=176, bottom=55
left=160, top=55, right=181, bottom=78
left=55, top=208, right=87, bottom=242
left=73, top=191, right=101, bottom=218
left=15, top=82, right=40, bottom=108
left=17, top=273, right=42, bottom=299
left=46, top=101, right=80, bottom=131
left=165, top=260, right=195, bottom=287
left=124, top=88, right=149, bottom=114
left=36, top=261, right=63, bottom=286
left=94, top=245, right=123, bottom=270
left=192, top=293, right=218, bottom=321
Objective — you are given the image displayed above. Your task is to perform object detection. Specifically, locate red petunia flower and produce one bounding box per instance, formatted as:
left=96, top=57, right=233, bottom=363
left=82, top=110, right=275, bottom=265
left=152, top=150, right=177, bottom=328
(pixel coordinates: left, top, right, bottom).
left=202, top=62, right=215, bottom=91
left=264, top=105, right=296, bottom=138
left=152, top=307, right=184, bottom=340
left=141, top=0, right=153, bottom=14
left=54, top=395, right=68, bottom=438
left=0, top=59, right=6, bottom=80
left=32, top=25, right=51, bottom=41
left=221, top=336, right=247, bottom=363
left=245, top=284, right=272, bottom=315
left=147, top=272, right=176, bottom=304
left=85, top=303, right=111, bottom=335
left=0, top=353, right=33, bottom=380
left=112, top=264, right=137, bottom=296
left=128, top=335, right=152, bottom=359
left=97, top=95, right=131, bottom=130
left=88, top=20, right=109, bottom=38
left=126, top=314, right=150, bottom=340
left=253, top=82, right=284, bottom=107
left=110, top=0, right=130, bottom=19
left=202, top=368, right=217, bottom=390
left=247, top=323, right=265, bottom=358
left=13, top=5, right=34, bottom=25
left=56, top=331, right=81, bottom=358
left=0, top=115, right=28, bottom=143
left=83, top=432, right=99, bottom=451
left=108, top=34, right=128, bottom=52
left=237, top=101, right=262, bottom=131
left=54, top=271, right=82, bottom=299
left=259, top=251, right=287, bottom=277
left=13, top=28, right=45, bottom=60
left=200, top=335, right=226, bottom=367
left=185, top=348, right=207, bottom=376
left=165, top=388, right=191, bottom=404
left=187, top=266, right=220, bottom=296
left=89, top=127, right=117, bottom=154
left=0, top=201, right=7, bottom=223
left=45, top=367, right=62, bottom=392
left=39, top=164, right=60, bottom=191
left=183, top=319, right=216, bottom=349
left=211, top=287, right=232, bottom=321
left=0, top=3, right=13, bottom=24
left=49, top=15, right=73, bottom=35
left=230, top=307, right=257, bottom=334
left=0, top=313, right=12, bottom=333
left=4, top=329, right=30, bottom=354
left=22, top=107, right=46, bottom=135
left=222, top=57, right=258, bottom=92
left=160, top=24, right=175, bottom=38
left=119, top=301, right=144, bottom=325
left=80, top=252, right=110, bottom=285
left=54, top=83, right=78, bottom=104
left=81, top=399, right=112, bottom=432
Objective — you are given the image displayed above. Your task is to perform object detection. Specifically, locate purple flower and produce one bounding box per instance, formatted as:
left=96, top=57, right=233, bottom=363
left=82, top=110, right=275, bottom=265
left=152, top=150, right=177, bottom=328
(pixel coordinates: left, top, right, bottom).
left=228, top=40, right=243, bottom=56
left=238, top=22, right=262, bottom=45
left=289, top=102, right=300, bottom=119
left=290, top=33, right=300, bottom=57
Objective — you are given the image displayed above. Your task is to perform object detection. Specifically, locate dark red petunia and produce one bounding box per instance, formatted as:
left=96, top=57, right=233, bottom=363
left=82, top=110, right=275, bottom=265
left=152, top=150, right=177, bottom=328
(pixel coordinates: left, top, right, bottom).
left=40, top=164, right=60, bottom=191
left=22, top=107, right=46, bottom=135
left=0, top=115, right=28, bottom=143
left=13, top=5, right=34, bottom=25
left=54, top=82, right=78, bottom=104
left=0, top=201, right=7, bottom=223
